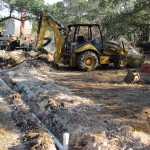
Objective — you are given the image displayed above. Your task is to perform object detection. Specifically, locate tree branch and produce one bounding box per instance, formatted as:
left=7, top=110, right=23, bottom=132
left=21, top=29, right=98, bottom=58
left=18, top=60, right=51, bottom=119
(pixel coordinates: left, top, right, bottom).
left=0, top=16, right=11, bottom=22
left=0, top=16, right=22, bottom=22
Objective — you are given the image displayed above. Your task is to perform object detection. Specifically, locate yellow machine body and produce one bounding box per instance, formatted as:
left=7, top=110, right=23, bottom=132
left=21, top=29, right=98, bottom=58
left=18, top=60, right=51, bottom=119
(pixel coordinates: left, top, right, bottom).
left=35, top=11, right=128, bottom=71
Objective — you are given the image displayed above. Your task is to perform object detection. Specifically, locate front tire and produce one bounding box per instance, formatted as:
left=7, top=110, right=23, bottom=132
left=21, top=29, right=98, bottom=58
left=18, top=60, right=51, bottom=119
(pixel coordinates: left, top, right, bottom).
left=77, top=51, right=98, bottom=71
left=114, top=54, right=127, bottom=69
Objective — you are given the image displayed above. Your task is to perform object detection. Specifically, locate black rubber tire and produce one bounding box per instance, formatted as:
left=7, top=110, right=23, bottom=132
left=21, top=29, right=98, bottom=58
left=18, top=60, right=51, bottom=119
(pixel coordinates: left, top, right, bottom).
left=77, top=51, right=98, bottom=71
left=114, top=54, right=127, bottom=69
left=101, top=64, right=109, bottom=67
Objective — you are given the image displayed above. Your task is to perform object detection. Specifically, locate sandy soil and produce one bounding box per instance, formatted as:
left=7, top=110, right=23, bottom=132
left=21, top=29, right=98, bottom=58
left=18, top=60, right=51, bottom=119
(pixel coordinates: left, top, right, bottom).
left=0, top=50, right=150, bottom=149
left=0, top=79, right=22, bottom=150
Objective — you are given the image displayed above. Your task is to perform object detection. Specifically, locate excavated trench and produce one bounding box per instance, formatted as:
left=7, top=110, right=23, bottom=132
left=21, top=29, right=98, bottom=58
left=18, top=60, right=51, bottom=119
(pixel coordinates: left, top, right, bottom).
left=0, top=50, right=150, bottom=149
left=0, top=60, right=96, bottom=149
left=0, top=76, right=57, bottom=150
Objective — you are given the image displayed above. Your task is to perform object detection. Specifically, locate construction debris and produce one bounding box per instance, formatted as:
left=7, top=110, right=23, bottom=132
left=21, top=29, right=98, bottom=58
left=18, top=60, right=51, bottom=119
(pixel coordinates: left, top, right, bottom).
left=124, top=69, right=141, bottom=84
left=118, top=37, right=145, bottom=68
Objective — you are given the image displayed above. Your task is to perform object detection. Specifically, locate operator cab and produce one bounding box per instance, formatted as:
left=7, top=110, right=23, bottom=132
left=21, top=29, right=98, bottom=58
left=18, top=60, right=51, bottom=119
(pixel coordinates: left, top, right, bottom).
left=67, top=24, right=103, bottom=52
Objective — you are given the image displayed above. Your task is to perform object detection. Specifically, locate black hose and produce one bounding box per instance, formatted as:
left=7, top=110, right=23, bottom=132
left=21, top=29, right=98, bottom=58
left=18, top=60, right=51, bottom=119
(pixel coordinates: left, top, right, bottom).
left=42, top=37, right=53, bottom=47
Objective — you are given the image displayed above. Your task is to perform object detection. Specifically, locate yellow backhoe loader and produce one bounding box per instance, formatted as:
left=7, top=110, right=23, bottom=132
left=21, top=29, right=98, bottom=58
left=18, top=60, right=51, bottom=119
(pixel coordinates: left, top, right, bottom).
left=33, top=11, right=128, bottom=71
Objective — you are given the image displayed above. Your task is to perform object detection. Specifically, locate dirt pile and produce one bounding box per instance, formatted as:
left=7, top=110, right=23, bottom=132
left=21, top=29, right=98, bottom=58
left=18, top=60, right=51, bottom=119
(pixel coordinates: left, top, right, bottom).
left=0, top=50, right=54, bottom=70
left=0, top=58, right=150, bottom=149
left=0, top=79, right=22, bottom=150
left=0, top=50, right=27, bottom=69
left=0, top=49, right=150, bottom=149
left=24, top=131, right=56, bottom=150
left=0, top=76, right=56, bottom=150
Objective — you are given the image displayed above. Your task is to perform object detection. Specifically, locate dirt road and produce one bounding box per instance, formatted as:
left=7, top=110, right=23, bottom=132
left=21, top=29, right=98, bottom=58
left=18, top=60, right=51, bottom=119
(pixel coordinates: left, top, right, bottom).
left=0, top=51, right=150, bottom=149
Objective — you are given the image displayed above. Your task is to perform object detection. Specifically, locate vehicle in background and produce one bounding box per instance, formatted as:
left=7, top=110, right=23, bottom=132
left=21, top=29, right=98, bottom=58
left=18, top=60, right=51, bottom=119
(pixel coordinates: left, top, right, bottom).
left=0, top=16, right=34, bottom=51
left=34, top=11, right=128, bottom=71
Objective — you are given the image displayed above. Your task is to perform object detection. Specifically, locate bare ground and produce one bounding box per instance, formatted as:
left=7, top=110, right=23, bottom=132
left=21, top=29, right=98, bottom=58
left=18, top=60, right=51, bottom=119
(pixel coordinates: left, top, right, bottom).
left=0, top=50, right=150, bottom=150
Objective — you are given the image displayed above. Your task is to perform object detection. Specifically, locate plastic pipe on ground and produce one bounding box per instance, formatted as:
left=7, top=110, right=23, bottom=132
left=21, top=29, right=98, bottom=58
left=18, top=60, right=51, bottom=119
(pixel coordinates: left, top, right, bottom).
left=32, top=113, right=63, bottom=150
left=63, top=133, right=70, bottom=150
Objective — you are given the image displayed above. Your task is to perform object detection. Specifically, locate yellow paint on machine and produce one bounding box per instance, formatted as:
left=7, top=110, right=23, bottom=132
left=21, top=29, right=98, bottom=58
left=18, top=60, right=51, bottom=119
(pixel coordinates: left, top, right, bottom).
left=100, top=56, right=110, bottom=64
left=76, top=43, right=100, bottom=54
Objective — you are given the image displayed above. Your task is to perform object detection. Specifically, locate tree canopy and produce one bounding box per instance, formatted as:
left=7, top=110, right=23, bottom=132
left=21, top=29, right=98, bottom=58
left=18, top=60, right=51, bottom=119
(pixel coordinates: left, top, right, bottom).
left=47, top=0, right=150, bottom=42
left=0, top=0, right=45, bottom=21
left=0, top=0, right=149, bottom=43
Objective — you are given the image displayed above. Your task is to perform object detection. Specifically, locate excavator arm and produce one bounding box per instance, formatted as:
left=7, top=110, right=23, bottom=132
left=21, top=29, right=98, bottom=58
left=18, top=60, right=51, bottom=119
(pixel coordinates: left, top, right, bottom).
left=35, top=11, right=68, bottom=62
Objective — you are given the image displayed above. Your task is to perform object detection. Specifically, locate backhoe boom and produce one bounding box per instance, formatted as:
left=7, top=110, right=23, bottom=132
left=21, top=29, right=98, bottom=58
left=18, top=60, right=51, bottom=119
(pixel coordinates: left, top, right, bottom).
left=35, top=11, right=68, bottom=62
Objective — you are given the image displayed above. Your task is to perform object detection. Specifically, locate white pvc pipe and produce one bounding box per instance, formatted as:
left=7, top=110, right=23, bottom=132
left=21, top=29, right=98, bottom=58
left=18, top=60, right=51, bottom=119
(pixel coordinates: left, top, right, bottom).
left=32, top=113, right=63, bottom=150
left=63, top=133, right=70, bottom=150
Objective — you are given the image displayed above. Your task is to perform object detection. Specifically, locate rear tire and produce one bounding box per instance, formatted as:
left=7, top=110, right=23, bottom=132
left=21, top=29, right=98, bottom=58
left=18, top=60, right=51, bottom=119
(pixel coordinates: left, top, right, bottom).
left=77, top=51, right=98, bottom=71
left=114, top=54, right=127, bottom=69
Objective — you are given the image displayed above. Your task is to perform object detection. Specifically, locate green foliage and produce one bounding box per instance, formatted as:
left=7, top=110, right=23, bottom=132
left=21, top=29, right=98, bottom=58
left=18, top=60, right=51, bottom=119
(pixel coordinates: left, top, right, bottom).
left=0, top=0, right=45, bottom=19
left=0, top=0, right=149, bottom=43
left=0, top=0, right=46, bottom=33
left=0, top=21, right=5, bottom=29
left=105, top=0, right=150, bottom=41
left=46, top=0, right=150, bottom=42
